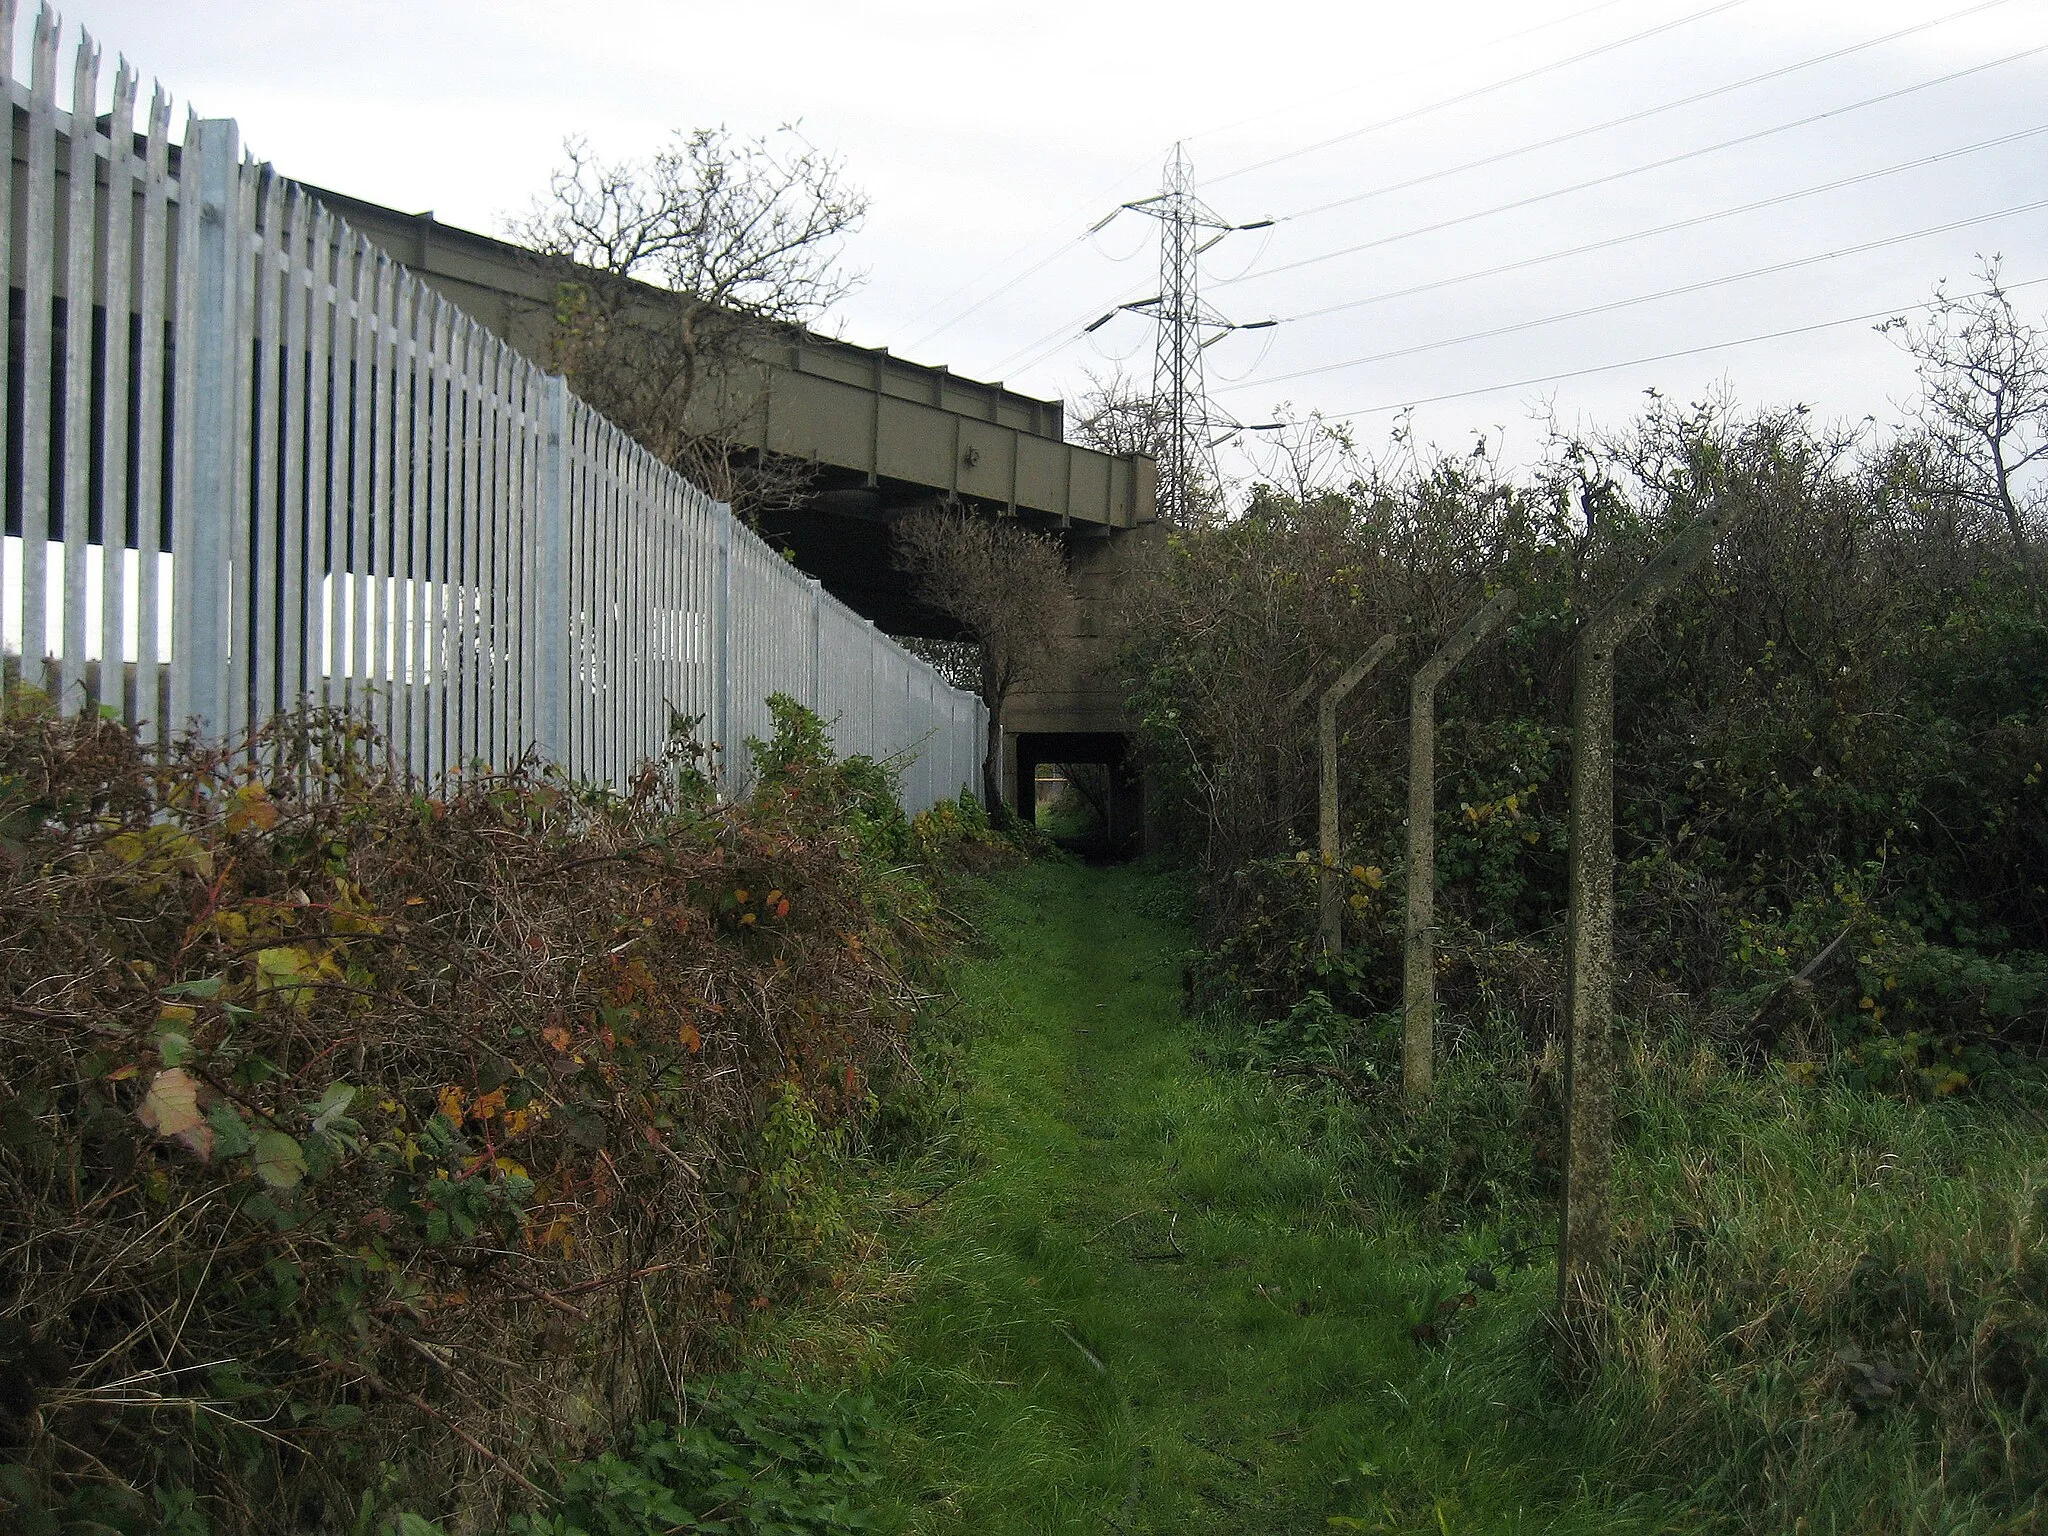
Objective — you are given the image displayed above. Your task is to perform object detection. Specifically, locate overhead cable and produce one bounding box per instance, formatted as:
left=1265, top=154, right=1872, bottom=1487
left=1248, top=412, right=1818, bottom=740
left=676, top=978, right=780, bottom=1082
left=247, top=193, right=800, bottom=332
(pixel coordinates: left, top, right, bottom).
left=885, top=155, right=1159, bottom=345
left=906, top=0, right=1647, bottom=356
left=904, top=240, right=1095, bottom=354
left=986, top=277, right=1157, bottom=376
left=1217, top=41, right=2048, bottom=291
left=1182, top=0, right=1635, bottom=151
left=1217, top=188, right=2048, bottom=393
left=1285, top=122, right=2048, bottom=325
left=1310, top=274, right=2048, bottom=422
left=1279, top=0, right=2019, bottom=225
left=1203, top=0, right=1756, bottom=187
left=986, top=95, right=2042, bottom=383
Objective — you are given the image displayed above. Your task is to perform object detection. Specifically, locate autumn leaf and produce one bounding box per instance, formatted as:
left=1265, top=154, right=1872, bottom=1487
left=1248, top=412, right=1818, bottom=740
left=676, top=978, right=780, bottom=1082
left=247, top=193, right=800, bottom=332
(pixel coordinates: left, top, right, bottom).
left=224, top=782, right=280, bottom=835
left=437, top=1085, right=466, bottom=1123
left=503, top=1104, right=548, bottom=1138
left=678, top=1022, right=702, bottom=1054
left=137, top=1068, right=213, bottom=1160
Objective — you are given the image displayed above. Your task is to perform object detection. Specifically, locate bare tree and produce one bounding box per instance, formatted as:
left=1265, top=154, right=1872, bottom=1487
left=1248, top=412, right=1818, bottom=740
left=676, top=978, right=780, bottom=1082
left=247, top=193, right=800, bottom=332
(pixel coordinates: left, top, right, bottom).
left=508, top=128, right=868, bottom=517
left=892, top=508, right=1074, bottom=810
left=1240, top=404, right=1363, bottom=510
left=1884, top=257, right=2048, bottom=608
left=1071, top=367, right=1170, bottom=458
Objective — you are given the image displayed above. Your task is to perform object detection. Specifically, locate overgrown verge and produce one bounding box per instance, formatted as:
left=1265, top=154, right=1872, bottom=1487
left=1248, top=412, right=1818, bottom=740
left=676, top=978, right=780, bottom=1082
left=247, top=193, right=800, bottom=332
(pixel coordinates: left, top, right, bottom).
left=0, top=691, right=1006, bottom=1534
left=1201, top=995, right=2048, bottom=1532
left=1127, top=388, right=2048, bottom=1531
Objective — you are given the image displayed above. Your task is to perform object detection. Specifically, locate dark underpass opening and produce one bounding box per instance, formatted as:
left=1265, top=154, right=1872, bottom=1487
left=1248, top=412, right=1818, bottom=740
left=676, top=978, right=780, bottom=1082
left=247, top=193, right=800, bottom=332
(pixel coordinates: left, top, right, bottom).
left=1015, top=732, right=1143, bottom=861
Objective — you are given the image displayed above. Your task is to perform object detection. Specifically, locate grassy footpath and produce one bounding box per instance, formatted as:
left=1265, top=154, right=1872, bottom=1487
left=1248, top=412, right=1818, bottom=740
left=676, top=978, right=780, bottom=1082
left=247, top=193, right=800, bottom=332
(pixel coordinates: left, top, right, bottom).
left=846, top=859, right=1687, bottom=1535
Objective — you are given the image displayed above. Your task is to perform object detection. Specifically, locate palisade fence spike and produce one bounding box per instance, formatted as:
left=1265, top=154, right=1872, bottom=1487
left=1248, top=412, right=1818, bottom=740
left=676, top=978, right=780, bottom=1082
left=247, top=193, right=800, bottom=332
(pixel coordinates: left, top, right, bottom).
left=1557, top=509, right=1737, bottom=1352
left=1317, top=634, right=1397, bottom=959
left=1401, top=587, right=1518, bottom=1103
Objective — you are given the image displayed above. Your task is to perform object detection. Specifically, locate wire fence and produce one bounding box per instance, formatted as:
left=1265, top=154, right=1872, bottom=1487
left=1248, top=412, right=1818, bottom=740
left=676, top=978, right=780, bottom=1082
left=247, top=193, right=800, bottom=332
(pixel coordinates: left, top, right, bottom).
left=0, top=0, right=984, bottom=809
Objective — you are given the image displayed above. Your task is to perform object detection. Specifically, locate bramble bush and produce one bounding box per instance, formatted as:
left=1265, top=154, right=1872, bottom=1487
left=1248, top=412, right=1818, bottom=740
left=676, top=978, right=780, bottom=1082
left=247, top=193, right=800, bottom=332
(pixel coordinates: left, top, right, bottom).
left=0, top=690, right=1002, bottom=1534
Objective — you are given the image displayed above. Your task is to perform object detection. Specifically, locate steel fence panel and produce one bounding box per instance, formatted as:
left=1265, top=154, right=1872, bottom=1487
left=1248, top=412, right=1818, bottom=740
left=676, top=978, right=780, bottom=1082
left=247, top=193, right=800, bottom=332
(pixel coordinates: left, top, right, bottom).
left=0, top=3, right=987, bottom=813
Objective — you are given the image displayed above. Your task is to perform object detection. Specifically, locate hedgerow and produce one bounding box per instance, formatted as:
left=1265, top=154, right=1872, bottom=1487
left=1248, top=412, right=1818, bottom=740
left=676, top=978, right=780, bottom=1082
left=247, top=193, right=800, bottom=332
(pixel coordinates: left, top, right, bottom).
left=0, top=690, right=1002, bottom=1533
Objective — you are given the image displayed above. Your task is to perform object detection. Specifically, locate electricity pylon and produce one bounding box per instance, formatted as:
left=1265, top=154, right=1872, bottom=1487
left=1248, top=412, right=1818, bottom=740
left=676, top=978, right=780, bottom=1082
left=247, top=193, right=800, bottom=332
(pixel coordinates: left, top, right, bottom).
left=1087, top=143, right=1273, bottom=526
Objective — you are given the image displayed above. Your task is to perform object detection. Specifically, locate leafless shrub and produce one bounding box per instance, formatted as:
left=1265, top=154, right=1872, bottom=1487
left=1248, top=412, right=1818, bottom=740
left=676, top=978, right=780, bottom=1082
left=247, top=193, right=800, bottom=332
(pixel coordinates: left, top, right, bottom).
left=509, top=128, right=867, bottom=519
left=892, top=508, right=1075, bottom=809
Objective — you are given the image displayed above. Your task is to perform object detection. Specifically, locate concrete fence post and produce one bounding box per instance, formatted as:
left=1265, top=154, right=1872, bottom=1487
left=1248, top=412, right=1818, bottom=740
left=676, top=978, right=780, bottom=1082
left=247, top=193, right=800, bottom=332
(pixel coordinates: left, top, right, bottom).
left=1558, top=512, right=1732, bottom=1334
left=1402, top=588, right=1517, bottom=1103
left=1318, top=634, right=1397, bottom=959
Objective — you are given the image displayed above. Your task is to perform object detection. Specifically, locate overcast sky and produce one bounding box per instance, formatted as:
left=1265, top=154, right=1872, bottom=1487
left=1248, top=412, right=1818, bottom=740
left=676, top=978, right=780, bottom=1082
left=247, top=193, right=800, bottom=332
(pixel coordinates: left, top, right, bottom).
left=58, top=0, right=2048, bottom=473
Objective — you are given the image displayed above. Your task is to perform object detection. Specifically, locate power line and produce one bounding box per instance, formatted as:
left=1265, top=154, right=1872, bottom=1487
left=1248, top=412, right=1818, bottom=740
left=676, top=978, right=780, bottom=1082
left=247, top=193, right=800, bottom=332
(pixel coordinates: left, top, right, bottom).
left=1216, top=190, right=2048, bottom=393
left=1279, top=0, right=2018, bottom=226
left=899, top=0, right=1666, bottom=361
left=1216, top=41, right=2048, bottom=292
left=883, top=156, right=1160, bottom=346
left=904, top=238, right=1092, bottom=354
left=983, top=32, right=2045, bottom=386
left=1098, top=145, right=1275, bottom=524
left=1182, top=0, right=1636, bottom=153
left=1283, top=122, right=2048, bottom=327
left=1307, top=274, right=2048, bottom=422
left=1203, top=0, right=1756, bottom=187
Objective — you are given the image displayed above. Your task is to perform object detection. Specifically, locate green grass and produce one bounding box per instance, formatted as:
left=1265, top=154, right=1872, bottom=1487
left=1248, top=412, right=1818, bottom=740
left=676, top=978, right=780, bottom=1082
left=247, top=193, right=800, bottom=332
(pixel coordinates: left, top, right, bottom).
left=844, top=860, right=1686, bottom=1534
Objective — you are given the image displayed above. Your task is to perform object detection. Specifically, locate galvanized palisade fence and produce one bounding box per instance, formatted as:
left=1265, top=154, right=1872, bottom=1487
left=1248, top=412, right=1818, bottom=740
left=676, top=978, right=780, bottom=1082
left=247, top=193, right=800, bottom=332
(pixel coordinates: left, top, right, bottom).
left=0, top=1, right=984, bottom=809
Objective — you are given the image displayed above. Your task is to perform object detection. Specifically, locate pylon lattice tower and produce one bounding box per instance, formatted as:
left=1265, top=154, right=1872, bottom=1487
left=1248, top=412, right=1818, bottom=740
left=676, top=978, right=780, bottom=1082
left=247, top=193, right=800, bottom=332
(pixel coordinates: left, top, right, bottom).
left=1092, top=143, right=1272, bottom=526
